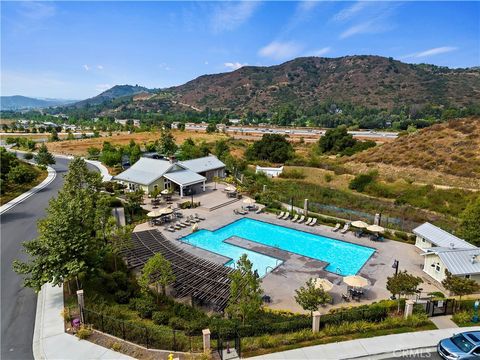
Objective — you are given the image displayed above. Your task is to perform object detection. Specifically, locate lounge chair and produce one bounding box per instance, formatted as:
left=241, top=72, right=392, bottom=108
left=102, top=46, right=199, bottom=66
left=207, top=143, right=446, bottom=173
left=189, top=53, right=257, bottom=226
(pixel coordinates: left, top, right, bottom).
left=340, top=223, right=350, bottom=234
left=188, top=215, right=199, bottom=223
left=255, top=208, right=263, bottom=214
left=195, top=213, right=205, bottom=221
left=180, top=221, right=190, bottom=227
left=291, top=214, right=299, bottom=222
left=282, top=212, right=290, bottom=220
left=167, top=226, right=176, bottom=232
left=240, top=209, right=248, bottom=215
left=297, top=215, right=305, bottom=223
left=177, top=222, right=186, bottom=228
left=309, top=218, right=317, bottom=226
left=332, top=223, right=341, bottom=232
left=277, top=211, right=285, bottom=219
left=305, top=217, right=313, bottom=225
left=233, top=209, right=240, bottom=215
left=174, top=223, right=182, bottom=230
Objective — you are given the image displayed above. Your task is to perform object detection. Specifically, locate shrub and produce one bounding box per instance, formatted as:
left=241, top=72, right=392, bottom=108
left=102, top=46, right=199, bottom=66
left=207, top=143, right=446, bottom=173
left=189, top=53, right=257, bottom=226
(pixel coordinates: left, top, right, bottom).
left=324, top=173, right=333, bottom=183
left=168, top=316, right=188, bottom=330
left=111, top=342, right=122, bottom=352
left=129, top=297, right=156, bottom=319
left=349, top=171, right=378, bottom=192
left=7, top=164, right=37, bottom=184
left=152, top=311, right=171, bottom=325
left=61, top=307, right=72, bottom=322
left=114, top=290, right=130, bottom=304
left=76, top=325, right=93, bottom=340
left=279, top=169, right=305, bottom=179
left=427, top=291, right=445, bottom=298
left=24, top=152, right=34, bottom=160
left=452, top=311, right=472, bottom=325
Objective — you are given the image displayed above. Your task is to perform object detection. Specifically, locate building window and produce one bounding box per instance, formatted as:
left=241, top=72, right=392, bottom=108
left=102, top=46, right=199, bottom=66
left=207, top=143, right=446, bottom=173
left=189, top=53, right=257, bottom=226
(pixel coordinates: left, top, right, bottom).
left=435, top=263, right=441, bottom=272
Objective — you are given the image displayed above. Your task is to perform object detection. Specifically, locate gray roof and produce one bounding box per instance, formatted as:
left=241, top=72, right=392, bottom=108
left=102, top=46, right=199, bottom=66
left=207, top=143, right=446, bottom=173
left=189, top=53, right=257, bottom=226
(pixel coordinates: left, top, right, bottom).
left=413, top=222, right=476, bottom=250
left=163, top=170, right=206, bottom=186
left=113, top=158, right=173, bottom=185
left=179, top=155, right=225, bottom=173
left=424, top=248, right=480, bottom=275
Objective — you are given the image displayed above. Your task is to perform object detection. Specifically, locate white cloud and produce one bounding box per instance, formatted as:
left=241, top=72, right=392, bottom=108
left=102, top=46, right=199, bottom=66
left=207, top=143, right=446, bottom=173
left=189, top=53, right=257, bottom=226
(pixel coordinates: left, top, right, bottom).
left=211, top=1, right=260, bottom=32
left=340, top=22, right=375, bottom=39
left=258, top=41, right=303, bottom=61
left=204, top=61, right=209, bottom=65
left=18, top=1, right=56, bottom=20
left=158, top=63, right=171, bottom=71
left=402, top=46, right=458, bottom=59
left=298, top=1, right=320, bottom=13
left=224, top=62, right=247, bottom=71
left=332, top=1, right=370, bottom=22
left=95, top=84, right=112, bottom=93
left=309, top=47, right=332, bottom=56
left=83, top=64, right=90, bottom=71
left=97, top=65, right=104, bottom=70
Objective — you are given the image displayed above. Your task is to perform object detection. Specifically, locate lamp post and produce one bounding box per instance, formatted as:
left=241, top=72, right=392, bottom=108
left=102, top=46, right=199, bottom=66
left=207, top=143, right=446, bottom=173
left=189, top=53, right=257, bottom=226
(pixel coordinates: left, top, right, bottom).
left=473, top=300, right=479, bottom=323
left=392, top=260, right=399, bottom=276
left=191, top=192, right=194, bottom=209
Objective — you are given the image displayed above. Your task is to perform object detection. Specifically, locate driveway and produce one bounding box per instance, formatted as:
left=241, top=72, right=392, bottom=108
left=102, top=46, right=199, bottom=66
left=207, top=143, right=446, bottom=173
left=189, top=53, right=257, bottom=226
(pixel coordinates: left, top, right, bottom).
left=0, top=156, right=96, bottom=360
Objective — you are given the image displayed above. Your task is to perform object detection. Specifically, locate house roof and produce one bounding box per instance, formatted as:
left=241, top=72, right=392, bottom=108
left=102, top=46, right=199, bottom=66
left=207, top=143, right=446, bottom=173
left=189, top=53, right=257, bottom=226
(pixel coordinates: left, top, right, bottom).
left=163, top=170, right=206, bottom=187
left=424, top=248, right=480, bottom=275
left=413, top=222, right=476, bottom=250
left=179, top=155, right=225, bottom=173
left=113, top=158, right=174, bottom=185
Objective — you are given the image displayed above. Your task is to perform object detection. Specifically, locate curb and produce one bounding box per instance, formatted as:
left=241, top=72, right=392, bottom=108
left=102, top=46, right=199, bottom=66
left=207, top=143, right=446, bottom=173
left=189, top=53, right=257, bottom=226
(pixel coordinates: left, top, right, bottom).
left=347, top=346, right=437, bottom=359
left=32, top=284, right=47, bottom=360
left=0, top=165, right=56, bottom=215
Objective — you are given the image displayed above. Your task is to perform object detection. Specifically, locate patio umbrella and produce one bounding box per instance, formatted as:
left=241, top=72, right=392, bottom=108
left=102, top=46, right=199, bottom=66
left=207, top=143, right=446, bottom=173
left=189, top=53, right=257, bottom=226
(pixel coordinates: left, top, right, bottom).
left=225, top=185, right=236, bottom=192
left=157, top=207, right=173, bottom=216
left=243, top=198, right=256, bottom=205
left=314, top=278, right=334, bottom=292
left=343, top=275, right=369, bottom=288
left=161, top=189, right=170, bottom=195
left=367, top=224, right=385, bottom=233
left=192, top=223, right=198, bottom=232
left=147, top=210, right=161, bottom=218
left=351, top=220, right=369, bottom=229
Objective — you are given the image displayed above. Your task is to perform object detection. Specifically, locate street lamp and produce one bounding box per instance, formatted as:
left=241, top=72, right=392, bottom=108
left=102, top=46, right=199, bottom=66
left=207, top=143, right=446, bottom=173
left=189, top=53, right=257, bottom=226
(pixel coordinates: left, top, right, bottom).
left=392, top=260, right=399, bottom=276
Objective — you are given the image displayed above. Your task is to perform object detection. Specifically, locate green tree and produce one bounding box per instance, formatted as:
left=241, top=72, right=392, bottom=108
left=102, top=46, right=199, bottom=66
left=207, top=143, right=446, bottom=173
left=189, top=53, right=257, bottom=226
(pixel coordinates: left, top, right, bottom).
left=226, top=254, right=263, bottom=324
left=94, top=196, right=115, bottom=244
left=139, top=253, right=175, bottom=302
left=459, top=197, right=480, bottom=246
left=206, top=122, right=217, bottom=133
left=214, top=139, right=230, bottom=161
left=386, top=270, right=423, bottom=312
left=13, top=158, right=104, bottom=292
left=442, top=270, right=480, bottom=306
left=157, top=129, right=177, bottom=156
left=34, top=143, right=56, bottom=166
left=318, top=126, right=356, bottom=154
left=49, top=128, right=59, bottom=142
left=125, top=189, right=144, bottom=220
left=246, top=134, right=294, bottom=163
left=67, top=131, right=75, bottom=140
left=294, top=278, right=332, bottom=316
left=177, top=122, right=186, bottom=131
left=108, top=222, right=133, bottom=272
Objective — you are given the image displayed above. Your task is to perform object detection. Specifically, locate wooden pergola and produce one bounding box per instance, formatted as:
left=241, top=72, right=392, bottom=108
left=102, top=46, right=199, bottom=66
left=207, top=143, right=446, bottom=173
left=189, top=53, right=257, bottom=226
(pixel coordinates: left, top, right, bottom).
left=121, top=229, right=233, bottom=311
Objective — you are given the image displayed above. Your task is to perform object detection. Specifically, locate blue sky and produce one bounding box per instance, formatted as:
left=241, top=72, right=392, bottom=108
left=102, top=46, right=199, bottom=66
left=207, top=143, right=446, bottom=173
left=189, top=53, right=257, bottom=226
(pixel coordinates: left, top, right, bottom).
left=1, top=1, right=479, bottom=99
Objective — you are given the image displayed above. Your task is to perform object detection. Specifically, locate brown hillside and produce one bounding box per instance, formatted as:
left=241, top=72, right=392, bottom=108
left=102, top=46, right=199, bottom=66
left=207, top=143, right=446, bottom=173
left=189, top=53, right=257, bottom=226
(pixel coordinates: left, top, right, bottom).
left=352, top=118, right=480, bottom=178
left=167, top=56, right=480, bottom=112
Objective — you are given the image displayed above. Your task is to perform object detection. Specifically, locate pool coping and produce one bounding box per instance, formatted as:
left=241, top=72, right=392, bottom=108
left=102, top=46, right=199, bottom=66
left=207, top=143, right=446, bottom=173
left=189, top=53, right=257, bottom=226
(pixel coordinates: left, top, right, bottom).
left=180, top=216, right=377, bottom=276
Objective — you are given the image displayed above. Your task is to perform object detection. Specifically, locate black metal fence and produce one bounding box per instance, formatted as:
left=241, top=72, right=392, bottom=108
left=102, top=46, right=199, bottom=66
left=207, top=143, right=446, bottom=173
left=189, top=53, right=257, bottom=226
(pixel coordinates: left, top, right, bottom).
left=320, top=307, right=389, bottom=328
left=83, top=308, right=203, bottom=352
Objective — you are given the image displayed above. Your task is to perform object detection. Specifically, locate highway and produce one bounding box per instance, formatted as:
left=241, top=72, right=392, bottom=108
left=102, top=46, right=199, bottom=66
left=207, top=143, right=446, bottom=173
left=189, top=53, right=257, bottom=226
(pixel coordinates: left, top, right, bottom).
left=0, top=156, right=96, bottom=360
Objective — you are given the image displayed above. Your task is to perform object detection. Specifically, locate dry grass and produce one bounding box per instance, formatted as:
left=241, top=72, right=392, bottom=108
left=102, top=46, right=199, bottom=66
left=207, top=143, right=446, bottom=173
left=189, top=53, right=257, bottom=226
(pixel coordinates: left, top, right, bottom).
left=284, top=166, right=353, bottom=189
left=46, top=130, right=228, bottom=156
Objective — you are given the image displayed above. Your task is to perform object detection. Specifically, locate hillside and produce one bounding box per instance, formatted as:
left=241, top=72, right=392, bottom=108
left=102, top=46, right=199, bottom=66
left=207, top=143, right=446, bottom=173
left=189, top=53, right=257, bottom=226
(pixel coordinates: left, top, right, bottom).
left=167, top=56, right=480, bottom=112
left=352, top=118, right=480, bottom=179
left=0, top=96, right=76, bottom=110
left=72, top=85, right=154, bottom=107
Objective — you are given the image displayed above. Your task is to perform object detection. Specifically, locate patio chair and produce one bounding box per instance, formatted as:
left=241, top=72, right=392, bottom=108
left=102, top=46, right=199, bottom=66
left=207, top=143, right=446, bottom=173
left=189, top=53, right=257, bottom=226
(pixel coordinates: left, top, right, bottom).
left=255, top=208, right=263, bottom=214
left=342, top=293, right=351, bottom=302
left=291, top=214, right=299, bottom=222
left=177, top=222, right=186, bottom=228
left=309, top=218, right=317, bottom=226
left=305, top=217, right=313, bottom=225
left=297, top=215, right=305, bottom=223
left=174, top=223, right=182, bottom=230
left=340, top=223, right=350, bottom=234
left=277, top=211, right=285, bottom=219
left=233, top=209, right=240, bottom=215
left=240, top=209, right=248, bottom=215
left=332, top=223, right=341, bottom=232
left=195, top=213, right=206, bottom=221
left=166, top=226, right=176, bottom=232
left=188, top=215, right=199, bottom=223
left=282, top=212, right=290, bottom=220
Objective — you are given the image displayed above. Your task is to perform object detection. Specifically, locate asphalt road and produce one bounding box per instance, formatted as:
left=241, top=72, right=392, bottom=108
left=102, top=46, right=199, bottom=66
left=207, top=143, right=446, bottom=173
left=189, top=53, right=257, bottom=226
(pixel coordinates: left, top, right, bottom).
left=1, top=156, right=97, bottom=360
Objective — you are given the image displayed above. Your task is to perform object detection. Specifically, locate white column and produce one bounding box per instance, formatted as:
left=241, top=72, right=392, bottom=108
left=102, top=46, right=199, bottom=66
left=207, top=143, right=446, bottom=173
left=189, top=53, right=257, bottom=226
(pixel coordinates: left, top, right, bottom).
left=77, top=290, right=85, bottom=323
left=202, top=180, right=206, bottom=192
left=404, top=300, right=415, bottom=319
left=202, top=329, right=211, bottom=353
left=312, top=311, right=321, bottom=333
left=180, top=185, right=184, bottom=198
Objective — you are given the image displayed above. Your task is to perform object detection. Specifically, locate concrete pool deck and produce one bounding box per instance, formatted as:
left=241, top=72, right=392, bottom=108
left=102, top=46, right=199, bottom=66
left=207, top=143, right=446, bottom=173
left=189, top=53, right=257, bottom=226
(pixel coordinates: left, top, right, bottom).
left=136, top=196, right=445, bottom=313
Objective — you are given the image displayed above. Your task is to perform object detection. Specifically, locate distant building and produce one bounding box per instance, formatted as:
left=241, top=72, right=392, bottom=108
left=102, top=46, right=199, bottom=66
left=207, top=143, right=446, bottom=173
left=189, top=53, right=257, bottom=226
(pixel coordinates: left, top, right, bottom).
left=229, top=119, right=241, bottom=124
left=114, top=155, right=226, bottom=197
left=414, top=222, right=480, bottom=284
left=256, top=165, right=284, bottom=178
left=114, top=118, right=140, bottom=127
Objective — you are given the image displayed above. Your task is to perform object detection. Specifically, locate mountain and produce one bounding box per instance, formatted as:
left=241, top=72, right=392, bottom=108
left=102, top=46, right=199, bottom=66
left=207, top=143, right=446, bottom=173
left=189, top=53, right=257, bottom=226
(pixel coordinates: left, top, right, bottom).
left=166, top=56, right=480, bottom=113
left=0, top=95, right=77, bottom=110
left=353, top=118, right=480, bottom=178
left=71, top=85, right=154, bottom=107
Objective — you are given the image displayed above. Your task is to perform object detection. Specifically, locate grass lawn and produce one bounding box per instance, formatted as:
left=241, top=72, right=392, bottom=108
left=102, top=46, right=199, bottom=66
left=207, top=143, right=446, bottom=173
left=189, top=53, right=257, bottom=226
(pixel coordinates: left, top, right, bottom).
left=0, top=164, right=48, bottom=205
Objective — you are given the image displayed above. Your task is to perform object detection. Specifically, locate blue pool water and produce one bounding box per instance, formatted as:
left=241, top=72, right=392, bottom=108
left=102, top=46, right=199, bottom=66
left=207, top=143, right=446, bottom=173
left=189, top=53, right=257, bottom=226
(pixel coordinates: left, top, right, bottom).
left=181, top=218, right=374, bottom=277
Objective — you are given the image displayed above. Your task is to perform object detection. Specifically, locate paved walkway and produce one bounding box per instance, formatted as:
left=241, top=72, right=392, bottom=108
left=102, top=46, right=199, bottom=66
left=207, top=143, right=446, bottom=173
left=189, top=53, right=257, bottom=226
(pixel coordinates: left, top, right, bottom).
left=248, top=326, right=480, bottom=360
left=430, top=315, right=459, bottom=329
left=33, top=283, right=133, bottom=360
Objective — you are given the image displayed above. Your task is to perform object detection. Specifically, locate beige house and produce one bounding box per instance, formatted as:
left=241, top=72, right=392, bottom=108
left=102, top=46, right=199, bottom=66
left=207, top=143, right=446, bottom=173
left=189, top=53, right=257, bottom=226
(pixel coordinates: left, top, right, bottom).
left=413, top=222, right=480, bottom=283
left=113, top=155, right=226, bottom=197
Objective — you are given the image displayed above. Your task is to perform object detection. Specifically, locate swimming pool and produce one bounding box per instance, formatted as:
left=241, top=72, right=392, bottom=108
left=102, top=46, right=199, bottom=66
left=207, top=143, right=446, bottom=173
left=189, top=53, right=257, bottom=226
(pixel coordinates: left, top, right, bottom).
left=181, top=218, right=375, bottom=277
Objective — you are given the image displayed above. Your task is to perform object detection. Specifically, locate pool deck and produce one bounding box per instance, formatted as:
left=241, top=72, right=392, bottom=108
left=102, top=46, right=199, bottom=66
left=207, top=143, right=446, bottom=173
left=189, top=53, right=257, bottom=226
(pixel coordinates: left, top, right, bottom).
left=136, top=192, right=445, bottom=314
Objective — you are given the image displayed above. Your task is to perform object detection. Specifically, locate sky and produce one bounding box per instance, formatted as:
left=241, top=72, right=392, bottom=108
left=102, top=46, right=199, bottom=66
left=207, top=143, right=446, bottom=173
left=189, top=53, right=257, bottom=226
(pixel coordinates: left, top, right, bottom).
left=1, top=1, right=479, bottom=99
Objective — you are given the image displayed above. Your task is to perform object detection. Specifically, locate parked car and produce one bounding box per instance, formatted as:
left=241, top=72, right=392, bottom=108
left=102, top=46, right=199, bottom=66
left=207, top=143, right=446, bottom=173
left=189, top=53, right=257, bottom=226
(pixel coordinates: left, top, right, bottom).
left=437, top=331, right=480, bottom=359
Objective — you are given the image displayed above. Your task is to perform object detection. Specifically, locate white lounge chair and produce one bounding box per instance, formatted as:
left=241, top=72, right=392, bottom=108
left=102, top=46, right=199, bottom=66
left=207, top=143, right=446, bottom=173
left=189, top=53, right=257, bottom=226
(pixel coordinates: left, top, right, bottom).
left=282, top=212, right=290, bottom=220
left=297, top=215, right=305, bottom=223
left=332, top=223, right=341, bottom=232
left=340, top=223, right=350, bottom=234
left=195, top=213, right=206, bottom=221
left=305, top=217, right=313, bottom=225
left=277, top=211, right=285, bottom=219
left=291, top=214, right=299, bottom=222
left=309, top=218, right=317, bottom=226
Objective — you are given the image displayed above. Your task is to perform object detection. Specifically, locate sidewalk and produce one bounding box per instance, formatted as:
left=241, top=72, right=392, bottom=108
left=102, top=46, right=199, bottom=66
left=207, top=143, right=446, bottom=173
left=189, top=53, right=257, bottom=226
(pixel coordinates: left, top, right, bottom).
left=33, top=283, right=133, bottom=360
left=248, top=326, right=480, bottom=360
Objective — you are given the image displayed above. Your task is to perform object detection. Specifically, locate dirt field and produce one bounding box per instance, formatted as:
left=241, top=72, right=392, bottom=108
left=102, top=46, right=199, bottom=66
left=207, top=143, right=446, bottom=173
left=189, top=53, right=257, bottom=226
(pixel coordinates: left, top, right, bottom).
left=46, top=131, right=229, bottom=156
